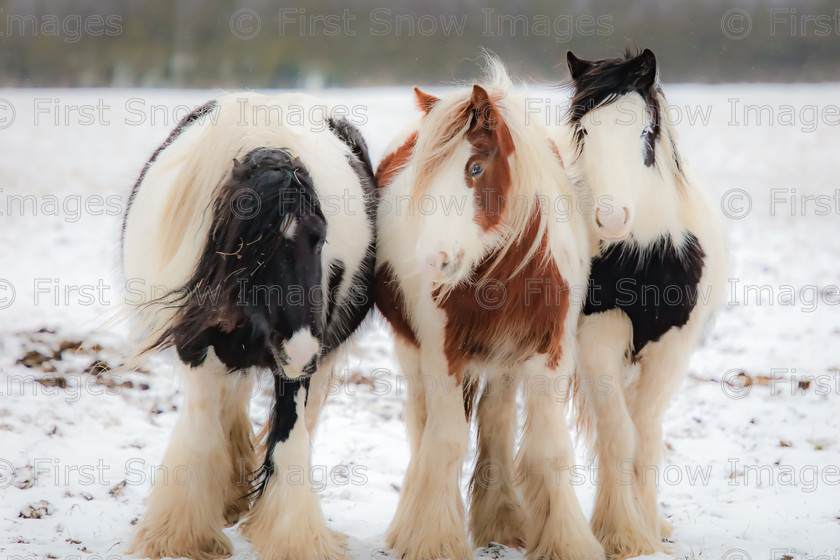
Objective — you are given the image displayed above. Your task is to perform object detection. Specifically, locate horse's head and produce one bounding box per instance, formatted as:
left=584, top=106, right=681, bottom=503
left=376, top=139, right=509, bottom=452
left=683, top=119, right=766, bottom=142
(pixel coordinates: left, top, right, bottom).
left=409, top=83, right=516, bottom=285
left=166, top=148, right=328, bottom=377
left=567, top=48, right=684, bottom=245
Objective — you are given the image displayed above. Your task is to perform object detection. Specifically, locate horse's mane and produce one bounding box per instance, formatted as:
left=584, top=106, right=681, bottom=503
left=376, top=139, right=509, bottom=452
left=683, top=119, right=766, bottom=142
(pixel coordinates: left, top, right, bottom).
left=409, top=56, right=574, bottom=282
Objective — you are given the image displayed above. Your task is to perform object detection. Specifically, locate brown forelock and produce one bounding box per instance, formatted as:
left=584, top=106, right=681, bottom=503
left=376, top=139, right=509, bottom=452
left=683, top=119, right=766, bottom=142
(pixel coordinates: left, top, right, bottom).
left=375, top=131, right=418, bottom=190
left=435, top=210, right=569, bottom=384
left=374, top=263, right=419, bottom=347
left=412, top=100, right=473, bottom=197
left=465, top=85, right=516, bottom=232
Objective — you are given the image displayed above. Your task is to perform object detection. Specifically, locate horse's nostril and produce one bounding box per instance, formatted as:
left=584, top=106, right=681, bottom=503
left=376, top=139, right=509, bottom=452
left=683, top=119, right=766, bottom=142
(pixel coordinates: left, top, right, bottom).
left=595, top=206, right=630, bottom=232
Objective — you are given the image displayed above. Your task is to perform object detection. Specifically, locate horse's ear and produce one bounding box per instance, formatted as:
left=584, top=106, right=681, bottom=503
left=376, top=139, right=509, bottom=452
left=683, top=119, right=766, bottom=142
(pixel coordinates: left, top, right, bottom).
left=632, top=48, right=658, bottom=88
left=231, top=157, right=251, bottom=181
left=470, top=85, right=498, bottom=129
left=470, top=85, right=514, bottom=155
left=567, top=51, right=592, bottom=80
left=414, top=87, right=439, bottom=115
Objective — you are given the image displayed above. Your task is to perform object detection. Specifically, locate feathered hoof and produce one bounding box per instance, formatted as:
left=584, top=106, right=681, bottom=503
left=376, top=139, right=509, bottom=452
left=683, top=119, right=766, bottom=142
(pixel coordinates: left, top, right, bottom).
left=128, top=515, right=233, bottom=560
left=470, top=498, right=526, bottom=549
left=526, top=525, right=605, bottom=560
left=595, top=527, right=663, bottom=560
left=387, top=516, right=471, bottom=560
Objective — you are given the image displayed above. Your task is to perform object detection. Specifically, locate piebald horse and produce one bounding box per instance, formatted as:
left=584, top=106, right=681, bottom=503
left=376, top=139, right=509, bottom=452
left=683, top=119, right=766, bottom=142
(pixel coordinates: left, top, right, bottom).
left=376, top=60, right=604, bottom=560
left=122, top=93, right=376, bottom=560
left=553, top=49, right=727, bottom=558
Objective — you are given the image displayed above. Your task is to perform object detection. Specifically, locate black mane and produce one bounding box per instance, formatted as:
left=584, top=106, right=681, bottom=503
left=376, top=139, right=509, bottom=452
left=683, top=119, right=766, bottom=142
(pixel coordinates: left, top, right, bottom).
left=148, top=148, right=325, bottom=371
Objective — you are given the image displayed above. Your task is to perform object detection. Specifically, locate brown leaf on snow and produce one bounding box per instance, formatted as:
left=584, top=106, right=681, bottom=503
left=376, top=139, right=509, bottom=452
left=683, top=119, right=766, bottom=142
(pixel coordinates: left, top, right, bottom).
left=17, top=350, right=56, bottom=371
left=109, top=480, right=127, bottom=498
left=19, top=500, right=53, bottom=519
left=37, top=377, right=67, bottom=389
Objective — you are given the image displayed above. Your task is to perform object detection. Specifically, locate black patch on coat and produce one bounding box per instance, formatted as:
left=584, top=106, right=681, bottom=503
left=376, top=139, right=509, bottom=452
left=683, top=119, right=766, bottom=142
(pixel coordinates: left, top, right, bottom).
left=327, top=117, right=377, bottom=225
left=122, top=99, right=217, bottom=249
left=325, top=260, right=345, bottom=324
left=584, top=232, right=705, bottom=358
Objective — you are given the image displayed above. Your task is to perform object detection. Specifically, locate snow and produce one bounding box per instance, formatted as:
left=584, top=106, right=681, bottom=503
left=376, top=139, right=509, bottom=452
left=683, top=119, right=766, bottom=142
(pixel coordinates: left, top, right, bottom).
left=1, top=84, right=839, bottom=560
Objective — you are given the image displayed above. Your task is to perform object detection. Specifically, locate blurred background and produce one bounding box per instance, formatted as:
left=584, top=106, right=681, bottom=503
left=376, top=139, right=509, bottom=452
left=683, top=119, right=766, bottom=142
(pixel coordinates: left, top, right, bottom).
left=1, top=0, right=838, bottom=88
left=1, top=2, right=839, bottom=559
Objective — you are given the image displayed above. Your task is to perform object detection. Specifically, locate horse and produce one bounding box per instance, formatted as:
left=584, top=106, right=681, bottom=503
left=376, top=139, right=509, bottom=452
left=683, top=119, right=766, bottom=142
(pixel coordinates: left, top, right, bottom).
left=121, top=92, right=377, bottom=560
left=375, top=58, right=604, bottom=560
left=552, top=49, right=728, bottom=558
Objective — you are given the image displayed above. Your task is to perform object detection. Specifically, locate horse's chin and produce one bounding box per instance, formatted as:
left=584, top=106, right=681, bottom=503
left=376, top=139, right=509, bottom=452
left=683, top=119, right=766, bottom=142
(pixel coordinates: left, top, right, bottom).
left=599, top=231, right=630, bottom=243
left=282, top=364, right=306, bottom=379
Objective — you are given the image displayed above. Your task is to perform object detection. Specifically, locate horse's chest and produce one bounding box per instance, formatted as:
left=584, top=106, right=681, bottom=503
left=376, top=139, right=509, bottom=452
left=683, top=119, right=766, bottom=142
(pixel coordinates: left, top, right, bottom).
left=583, top=233, right=705, bottom=357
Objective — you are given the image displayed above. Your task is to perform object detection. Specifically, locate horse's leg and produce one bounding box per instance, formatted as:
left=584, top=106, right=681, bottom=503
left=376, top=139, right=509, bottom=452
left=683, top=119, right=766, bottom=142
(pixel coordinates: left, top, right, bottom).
left=220, top=372, right=257, bottom=527
left=470, top=369, right=525, bottom=549
left=578, top=310, right=660, bottom=559
left=386, top=341, right=471, bottom=560
left=242, top=373, right=345, bottom=560
left=516, top=353, right=604, bottom=560
left=303, top=351, right=336, bottom=435
left=627, top=327, right=694, bottom=542
left=394, top=335, right=425, bottom=456
left=128, top=358, right=235, bottom=560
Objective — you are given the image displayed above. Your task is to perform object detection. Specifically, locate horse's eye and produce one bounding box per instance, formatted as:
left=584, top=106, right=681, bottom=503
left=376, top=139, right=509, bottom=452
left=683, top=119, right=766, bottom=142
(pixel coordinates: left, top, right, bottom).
left=315, top=240, right=325, bottom=254
left=642, top=127, right=651, bottom=137
left=470, top=163, right=484, bottom=177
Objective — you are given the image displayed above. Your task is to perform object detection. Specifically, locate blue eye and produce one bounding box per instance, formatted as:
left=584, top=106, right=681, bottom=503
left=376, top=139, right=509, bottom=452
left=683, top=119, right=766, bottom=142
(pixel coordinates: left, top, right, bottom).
left=471, top=163, right=484, bottom=176
left=641, top=127, right=651, bottom=137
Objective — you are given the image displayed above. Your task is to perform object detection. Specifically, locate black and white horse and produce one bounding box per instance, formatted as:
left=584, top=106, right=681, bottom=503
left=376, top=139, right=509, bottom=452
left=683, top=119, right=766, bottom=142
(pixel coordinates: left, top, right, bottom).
left=122, top=93, right=376, bottom=560
left=552, top=50, right=727, bottom=558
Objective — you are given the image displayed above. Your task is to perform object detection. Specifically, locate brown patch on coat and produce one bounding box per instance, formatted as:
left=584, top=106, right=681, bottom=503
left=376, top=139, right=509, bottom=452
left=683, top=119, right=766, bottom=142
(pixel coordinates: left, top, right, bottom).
left=375, top=132, right=418, bottom=190
left=436, top=213, right=569, bottom=384
left=375, top=263, right=419, bottom=347
left=465, top=85, right=515, bottom=232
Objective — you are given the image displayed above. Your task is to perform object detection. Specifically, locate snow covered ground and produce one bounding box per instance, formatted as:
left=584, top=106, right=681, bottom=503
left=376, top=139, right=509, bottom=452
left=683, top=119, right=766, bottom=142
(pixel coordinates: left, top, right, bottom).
left=0, top=83, right=838, bottom=560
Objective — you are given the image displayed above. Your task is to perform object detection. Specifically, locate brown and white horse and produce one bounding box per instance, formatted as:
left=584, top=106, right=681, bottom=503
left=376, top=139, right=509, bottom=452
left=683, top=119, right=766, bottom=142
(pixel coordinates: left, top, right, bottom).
left=375, top=60, right=603, bottom=560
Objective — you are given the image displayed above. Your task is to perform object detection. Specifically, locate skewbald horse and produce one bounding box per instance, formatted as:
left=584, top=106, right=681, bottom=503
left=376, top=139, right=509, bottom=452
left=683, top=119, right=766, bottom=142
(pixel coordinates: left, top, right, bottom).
left=375, top=60, right=604, bottom=560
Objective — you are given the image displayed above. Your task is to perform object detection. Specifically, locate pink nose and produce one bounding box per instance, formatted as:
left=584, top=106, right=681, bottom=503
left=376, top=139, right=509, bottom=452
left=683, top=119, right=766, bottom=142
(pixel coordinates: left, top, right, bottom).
left=595, top=206, right=630, bottom=237
left=420, top=248, right=464, bottom=281
left=422, top=251, right=451, bottom=277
